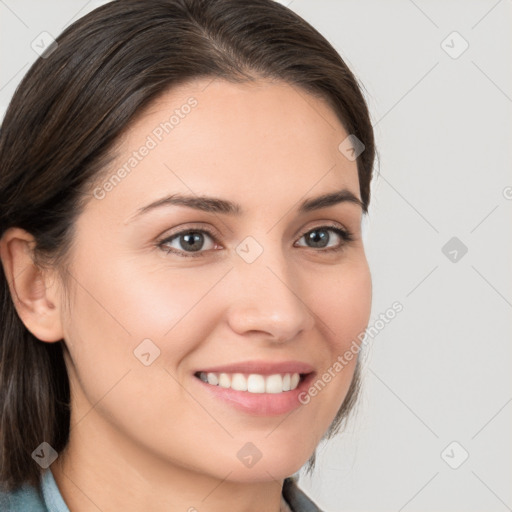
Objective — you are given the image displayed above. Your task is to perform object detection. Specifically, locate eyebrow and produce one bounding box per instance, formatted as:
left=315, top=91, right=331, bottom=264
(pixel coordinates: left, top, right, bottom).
left=127, top=188, right=365, bottom=223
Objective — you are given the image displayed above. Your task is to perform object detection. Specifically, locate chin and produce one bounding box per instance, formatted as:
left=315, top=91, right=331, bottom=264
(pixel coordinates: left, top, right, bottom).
left=208, top=448, right=313, bottom=484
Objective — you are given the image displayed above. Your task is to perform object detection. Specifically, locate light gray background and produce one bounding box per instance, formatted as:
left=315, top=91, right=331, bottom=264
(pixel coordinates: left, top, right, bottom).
left=1, top=1, right=511, bottom=511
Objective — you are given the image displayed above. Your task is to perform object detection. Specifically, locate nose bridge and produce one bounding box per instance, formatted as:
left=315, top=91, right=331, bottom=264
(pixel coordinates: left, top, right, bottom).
left=226, top=236, right=315, bottom=341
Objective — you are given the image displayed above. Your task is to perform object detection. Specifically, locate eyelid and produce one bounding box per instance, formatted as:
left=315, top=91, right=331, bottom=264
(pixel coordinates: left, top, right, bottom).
left=295, top=219, right=348, bottom=238
left=157, top=222, right=221, bottom=242
left=157, top=220, right=348, bottom=242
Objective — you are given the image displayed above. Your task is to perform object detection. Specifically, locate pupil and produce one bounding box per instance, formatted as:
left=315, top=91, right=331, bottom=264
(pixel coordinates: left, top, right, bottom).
left=308, top=229, right=328, bottom=248
left=182, top=232, right=203, bottom=251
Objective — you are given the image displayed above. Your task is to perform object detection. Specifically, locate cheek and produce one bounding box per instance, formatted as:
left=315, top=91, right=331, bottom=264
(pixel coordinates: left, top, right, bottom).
left=66, top=253, right=226, bottom=354
left=300, top=258, right=371, bottom=420
left=61, top=254, right=232, bottom=429
left=315, top=256, right=372, bottom=353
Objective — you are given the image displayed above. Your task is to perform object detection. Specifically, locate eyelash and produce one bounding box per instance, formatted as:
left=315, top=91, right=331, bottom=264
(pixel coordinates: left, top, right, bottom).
left=157, top=224, right=354, bottom=258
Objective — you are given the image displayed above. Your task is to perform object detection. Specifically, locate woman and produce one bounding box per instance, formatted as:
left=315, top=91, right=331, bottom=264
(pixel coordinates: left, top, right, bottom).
left=0, top=0, right=376, bottom=510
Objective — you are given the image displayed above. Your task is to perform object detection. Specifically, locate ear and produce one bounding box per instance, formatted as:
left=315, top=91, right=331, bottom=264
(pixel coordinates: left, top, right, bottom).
left=0, top=227, right=65, bottom=342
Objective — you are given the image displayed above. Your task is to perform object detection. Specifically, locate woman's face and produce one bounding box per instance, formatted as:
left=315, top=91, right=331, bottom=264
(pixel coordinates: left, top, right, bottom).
left=57, top=78, right=372, bottom=482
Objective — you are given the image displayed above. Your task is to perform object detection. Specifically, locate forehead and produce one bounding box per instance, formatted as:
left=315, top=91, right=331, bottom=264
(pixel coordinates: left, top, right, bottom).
left=89, top=77, right=360, bottom=219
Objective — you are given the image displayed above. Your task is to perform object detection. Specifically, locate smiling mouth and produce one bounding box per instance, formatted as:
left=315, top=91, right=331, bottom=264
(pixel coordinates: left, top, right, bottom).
left=194, top=371, right=309, bottom=394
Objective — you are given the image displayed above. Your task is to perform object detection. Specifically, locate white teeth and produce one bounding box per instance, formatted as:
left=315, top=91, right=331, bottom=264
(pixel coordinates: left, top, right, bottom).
left=198, top=371, right=303, bottom=393
left=206, top=372, right=218, bottom=385
left=231, top=373, right=248, bottom=391
left=247, top=374, right=266, bottom=393
left=218, top=373, right=231, bottom=388
left=265, top=374, right=283, bottom=393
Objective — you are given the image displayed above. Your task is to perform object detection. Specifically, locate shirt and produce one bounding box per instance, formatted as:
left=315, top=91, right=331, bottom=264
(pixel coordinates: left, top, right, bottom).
left=0, top=468, right=323, bottom=511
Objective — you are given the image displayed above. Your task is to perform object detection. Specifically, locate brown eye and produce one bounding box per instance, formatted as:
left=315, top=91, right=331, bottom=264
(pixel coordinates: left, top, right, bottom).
left=158, top=229, right=218, bottom=257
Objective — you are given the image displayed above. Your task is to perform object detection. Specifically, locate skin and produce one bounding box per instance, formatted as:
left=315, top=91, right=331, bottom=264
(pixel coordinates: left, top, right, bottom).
left=0, top=77, right=372, bottom=511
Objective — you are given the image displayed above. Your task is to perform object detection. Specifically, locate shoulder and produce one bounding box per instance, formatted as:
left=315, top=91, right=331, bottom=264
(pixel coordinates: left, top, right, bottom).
left=282, top=475, right=324, bottom=512
left=0, top=480, right=47, bottom=512
left=0, top=468, right=69, bottom=512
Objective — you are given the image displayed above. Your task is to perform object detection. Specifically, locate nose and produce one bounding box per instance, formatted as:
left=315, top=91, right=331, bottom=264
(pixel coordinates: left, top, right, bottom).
left=225, top=249, right=315, bottom=344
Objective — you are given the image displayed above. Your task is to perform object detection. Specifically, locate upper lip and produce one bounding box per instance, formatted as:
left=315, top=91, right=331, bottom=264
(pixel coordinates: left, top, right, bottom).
left=195, top=360, right=315, bottom=375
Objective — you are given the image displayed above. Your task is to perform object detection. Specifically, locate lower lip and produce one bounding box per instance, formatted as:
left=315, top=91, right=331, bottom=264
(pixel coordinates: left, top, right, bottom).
left=192, top=373, right=315, bottom=416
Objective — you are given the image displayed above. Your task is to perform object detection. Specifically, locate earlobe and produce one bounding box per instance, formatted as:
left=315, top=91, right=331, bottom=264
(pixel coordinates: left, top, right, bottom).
left=0, top=227, right=65, bottom=343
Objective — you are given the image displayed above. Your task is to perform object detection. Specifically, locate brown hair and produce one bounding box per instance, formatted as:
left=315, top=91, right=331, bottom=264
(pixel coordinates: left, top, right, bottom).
left=0, top=0, right=376, bottom=492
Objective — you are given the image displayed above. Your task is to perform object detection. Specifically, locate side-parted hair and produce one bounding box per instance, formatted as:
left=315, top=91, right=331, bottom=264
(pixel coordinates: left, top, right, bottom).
left=0, top=0, right=376, bottom=492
